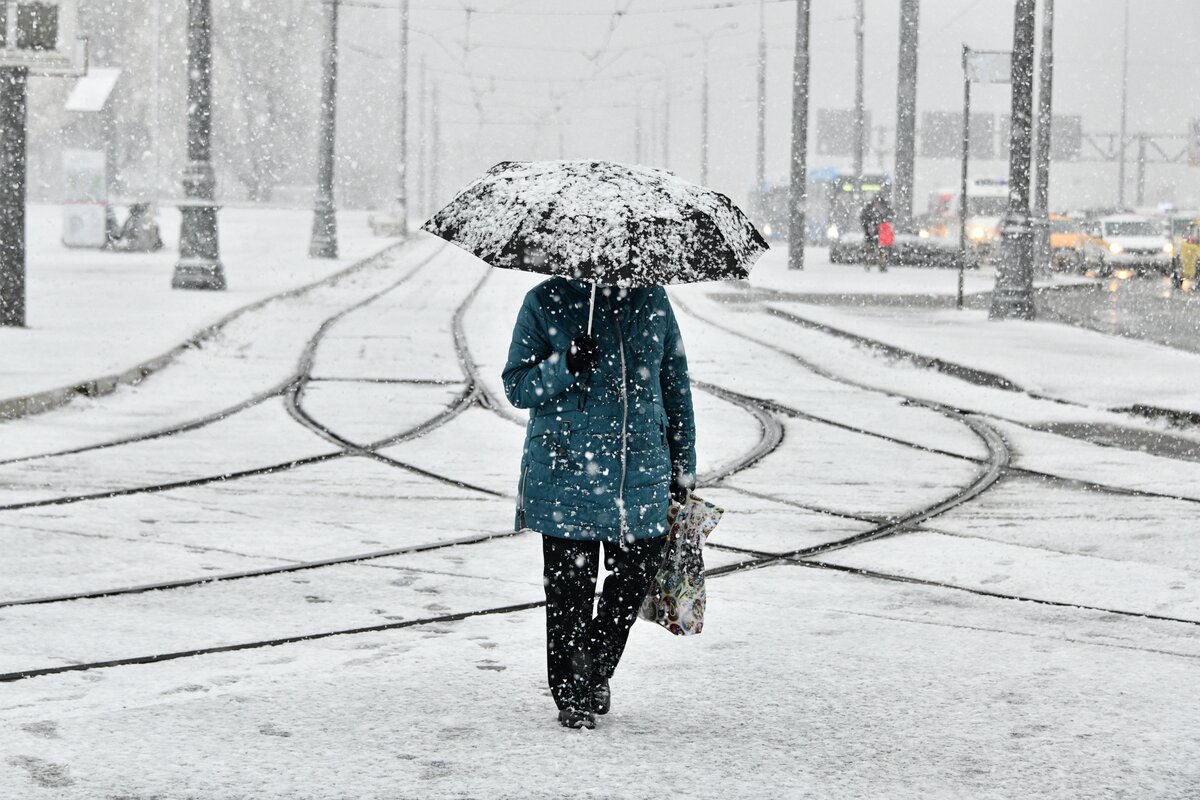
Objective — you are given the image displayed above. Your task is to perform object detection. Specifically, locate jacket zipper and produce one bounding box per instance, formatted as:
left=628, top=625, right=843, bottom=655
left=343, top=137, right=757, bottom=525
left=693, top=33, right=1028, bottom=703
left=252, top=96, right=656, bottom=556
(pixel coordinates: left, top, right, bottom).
left=517, top=461, right=530, bottom=529
left=605, top=295, right=630, bottom=538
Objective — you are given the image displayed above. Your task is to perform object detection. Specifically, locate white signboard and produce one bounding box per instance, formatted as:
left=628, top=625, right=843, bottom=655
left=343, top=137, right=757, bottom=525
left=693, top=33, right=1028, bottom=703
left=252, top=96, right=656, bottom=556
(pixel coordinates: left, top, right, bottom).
left=62, top=147, right=105, bottom=248
left=64, top=66, right=119, bottom=112
left=966, top=50, right=1011, bottom=84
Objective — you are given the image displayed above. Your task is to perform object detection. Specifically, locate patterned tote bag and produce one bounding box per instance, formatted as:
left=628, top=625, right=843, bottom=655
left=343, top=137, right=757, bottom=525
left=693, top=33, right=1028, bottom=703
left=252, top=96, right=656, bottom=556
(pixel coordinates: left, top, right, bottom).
left=639, top=493, right=724, bottom=635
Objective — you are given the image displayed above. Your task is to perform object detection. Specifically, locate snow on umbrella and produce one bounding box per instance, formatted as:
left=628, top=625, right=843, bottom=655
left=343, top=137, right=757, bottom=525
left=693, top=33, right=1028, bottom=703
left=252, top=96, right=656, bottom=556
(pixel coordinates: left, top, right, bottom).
left=421, top=159, right=768, bottom=299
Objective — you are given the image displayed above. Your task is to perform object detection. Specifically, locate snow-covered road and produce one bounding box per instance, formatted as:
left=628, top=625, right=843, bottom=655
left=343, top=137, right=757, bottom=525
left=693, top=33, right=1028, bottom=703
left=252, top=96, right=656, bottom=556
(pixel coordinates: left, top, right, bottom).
left=1, top=237, right=1198, bottom=799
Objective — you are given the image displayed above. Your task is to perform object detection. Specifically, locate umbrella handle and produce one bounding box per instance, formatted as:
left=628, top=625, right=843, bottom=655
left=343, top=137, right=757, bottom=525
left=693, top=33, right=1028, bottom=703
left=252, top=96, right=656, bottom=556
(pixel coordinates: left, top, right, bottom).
left=587, top=281, right=597, bottom=335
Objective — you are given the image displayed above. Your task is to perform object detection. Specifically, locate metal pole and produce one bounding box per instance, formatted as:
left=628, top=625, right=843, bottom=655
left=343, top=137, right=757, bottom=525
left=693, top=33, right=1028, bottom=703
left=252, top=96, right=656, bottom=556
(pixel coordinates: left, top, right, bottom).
left=430, top=81, right=440, bottom=207
left=959, top=46, right=970, bottom=310
left=394, top=0, right=409, bottom=234
left=1032, top=0, right=1054, bottom=274
left=417, top=55, right=427, bottom=218
left=635, top=92, right=643, bottom=163
left=756, top=0, right=766, bottom=192
left=990, top=0, right=1037, bottom=320
left=894, top=0, right=919, bottom=232
left=701, top=37, right=710, bottom=185
left=0, top=67, right=26, bottom=326
left=173, top=0, right=225, bottom=290
left=1117, top=0, right=1129, bottom=207
left=788, top=0, right=811, bottom=271
left=1136, top=133, right=1147, bottom=206
left=852, top=0, right=865, bottom=192
left=663, top=73, right=670, bottom=169
left=309, top=0, right=340, bottom=259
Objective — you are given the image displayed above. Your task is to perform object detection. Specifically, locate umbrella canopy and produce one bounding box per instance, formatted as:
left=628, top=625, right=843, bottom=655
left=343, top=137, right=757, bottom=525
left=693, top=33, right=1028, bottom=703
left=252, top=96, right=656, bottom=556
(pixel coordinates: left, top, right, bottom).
left=421, top=159, right=768, bottom=288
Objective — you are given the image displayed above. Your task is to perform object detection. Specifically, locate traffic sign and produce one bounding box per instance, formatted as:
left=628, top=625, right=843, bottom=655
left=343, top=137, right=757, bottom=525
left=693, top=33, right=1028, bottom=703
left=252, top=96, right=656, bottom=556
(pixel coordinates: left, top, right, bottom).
left=0, top=1, right=86, bottom=76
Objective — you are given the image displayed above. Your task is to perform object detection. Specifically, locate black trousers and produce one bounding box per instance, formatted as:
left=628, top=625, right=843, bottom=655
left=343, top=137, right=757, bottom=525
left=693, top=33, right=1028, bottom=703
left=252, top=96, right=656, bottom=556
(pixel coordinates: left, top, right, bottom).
left=541, top=534, right=666, bottom=711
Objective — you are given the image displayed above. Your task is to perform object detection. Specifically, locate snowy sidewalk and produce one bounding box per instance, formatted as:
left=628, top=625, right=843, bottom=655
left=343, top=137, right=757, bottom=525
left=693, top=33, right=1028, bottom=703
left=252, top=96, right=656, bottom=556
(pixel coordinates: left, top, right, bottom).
left=0, top=205, right=399, bottom=417
left=745, top=246, right=1200, bottom=417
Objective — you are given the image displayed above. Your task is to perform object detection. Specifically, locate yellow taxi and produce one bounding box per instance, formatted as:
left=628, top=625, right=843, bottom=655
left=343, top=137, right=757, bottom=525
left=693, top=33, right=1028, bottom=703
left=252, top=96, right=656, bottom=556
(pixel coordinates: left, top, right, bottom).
left=1175, top=219, right=1200, bottom=288
left=1049, top=213, right=1084, bottom=271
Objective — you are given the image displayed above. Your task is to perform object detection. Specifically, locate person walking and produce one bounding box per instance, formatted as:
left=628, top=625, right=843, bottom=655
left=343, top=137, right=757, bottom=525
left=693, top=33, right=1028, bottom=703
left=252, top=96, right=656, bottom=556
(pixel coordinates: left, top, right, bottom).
left=859, top=191, right=895, bottom=272
left=502, top=277, right=697, bottom=730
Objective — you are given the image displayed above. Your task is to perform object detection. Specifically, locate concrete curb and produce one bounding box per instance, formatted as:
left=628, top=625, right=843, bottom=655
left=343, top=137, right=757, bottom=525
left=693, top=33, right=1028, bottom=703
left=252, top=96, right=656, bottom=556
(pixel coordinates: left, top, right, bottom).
left=0, top=239, right=407, bottom=422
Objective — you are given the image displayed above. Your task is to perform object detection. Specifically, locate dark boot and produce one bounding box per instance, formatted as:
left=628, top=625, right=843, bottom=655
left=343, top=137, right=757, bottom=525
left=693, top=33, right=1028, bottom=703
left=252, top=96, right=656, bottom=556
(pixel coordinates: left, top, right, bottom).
left=558, top=707, right=596, bottom=729
left=590, top=679, right=611, bottom=715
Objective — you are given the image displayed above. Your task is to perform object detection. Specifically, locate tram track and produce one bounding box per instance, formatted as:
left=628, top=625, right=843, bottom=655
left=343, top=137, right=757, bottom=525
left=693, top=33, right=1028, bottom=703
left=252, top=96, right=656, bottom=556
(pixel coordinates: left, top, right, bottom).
left=0, top=246, right=514, bottom=607
left=0, top=278, right=1015, bottom=683
left=7, top=277, right=1188, bottom=686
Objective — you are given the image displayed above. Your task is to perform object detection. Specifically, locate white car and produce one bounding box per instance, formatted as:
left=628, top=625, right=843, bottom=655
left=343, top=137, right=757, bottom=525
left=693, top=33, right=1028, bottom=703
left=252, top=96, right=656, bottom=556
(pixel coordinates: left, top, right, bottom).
left=1081, top=214, right=1172, bottom=276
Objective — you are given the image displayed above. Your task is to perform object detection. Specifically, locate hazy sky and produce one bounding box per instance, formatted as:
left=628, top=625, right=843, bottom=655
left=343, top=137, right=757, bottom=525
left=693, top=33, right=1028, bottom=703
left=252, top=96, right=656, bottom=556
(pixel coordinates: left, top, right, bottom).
left=349, top=0, right=1200, bottom=211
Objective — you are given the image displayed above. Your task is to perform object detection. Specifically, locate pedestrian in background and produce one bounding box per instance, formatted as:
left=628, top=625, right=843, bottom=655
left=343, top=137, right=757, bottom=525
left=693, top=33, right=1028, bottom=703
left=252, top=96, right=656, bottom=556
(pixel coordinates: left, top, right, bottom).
left=860, top=190, right=895, bottom=272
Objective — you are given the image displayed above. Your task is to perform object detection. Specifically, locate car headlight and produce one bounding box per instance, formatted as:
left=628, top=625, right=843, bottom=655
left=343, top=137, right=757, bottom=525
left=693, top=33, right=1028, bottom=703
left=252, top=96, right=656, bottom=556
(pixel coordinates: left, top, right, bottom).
left=827, top=224, right=839, bottom=240
left=1108, top=242, right=1124, bottom=255
left=1163, top=242, right=1173, bottom=255
left=968, top=226, right=986, bottom=241
left=918, top=228, right=930, bottom=239
left=762, top=223, right=773, bottom=237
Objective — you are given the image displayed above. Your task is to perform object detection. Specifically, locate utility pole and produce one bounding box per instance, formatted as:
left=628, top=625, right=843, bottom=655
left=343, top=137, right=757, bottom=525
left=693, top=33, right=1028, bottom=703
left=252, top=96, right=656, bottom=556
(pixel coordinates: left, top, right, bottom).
left=894, top=0, right=919, bottom=232
left=635, top=93, right=644, bottom=164
left=959, top=46, right=971, bottom=310
left=990, top=0, right=1037, bottom=321
left=1032, top=0, right=1054, bottom=273
left=1117, top=0, right=1129, bottom=207
left=0, top=67, right=26, bottom=324
left=756, top=0, right=767, bottom=193
left=1136, top=133, right=1147, bottom=206
left=310, top=0, right=340, bottom=258
left=394, top=0, right=410, bottom=234
left=662, top=86, right=670, bottom=169
left=788, top=0, right=811, bottom=271
left=701, top=41, right=710, bottom=183
left=852, top=0, right=865, bottom=193
left=642, top=53, right=675, bottom=169
left=416, top=54, right=427, bottom=219
left=429, top=81, right=440, bottom=209
left=173, top=0, right=225, bottom=290
left=676, top=21, right=737, bottom=185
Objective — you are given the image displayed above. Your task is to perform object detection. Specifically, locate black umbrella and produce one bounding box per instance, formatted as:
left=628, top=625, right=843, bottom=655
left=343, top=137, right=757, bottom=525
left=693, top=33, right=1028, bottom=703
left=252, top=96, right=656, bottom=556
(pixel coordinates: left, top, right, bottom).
left=422, top=159, right=768, bottom=332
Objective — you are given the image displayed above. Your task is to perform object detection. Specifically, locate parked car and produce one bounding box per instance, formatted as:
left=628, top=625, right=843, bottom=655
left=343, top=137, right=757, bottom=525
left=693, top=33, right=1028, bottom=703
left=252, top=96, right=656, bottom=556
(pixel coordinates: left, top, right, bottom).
left=1080, top=214, right=1172, bottom=276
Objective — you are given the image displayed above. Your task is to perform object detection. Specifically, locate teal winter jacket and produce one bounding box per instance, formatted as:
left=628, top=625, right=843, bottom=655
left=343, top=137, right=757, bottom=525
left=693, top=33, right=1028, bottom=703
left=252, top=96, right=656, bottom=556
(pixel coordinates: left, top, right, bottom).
left=502, top=278, right=697, bottom=542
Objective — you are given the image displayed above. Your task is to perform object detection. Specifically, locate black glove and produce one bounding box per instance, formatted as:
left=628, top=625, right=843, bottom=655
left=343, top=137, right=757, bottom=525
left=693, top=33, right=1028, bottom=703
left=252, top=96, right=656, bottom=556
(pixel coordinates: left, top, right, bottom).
left=670, top=473, right=695, bottom=504
left=566, top=335, right=598, bottom=376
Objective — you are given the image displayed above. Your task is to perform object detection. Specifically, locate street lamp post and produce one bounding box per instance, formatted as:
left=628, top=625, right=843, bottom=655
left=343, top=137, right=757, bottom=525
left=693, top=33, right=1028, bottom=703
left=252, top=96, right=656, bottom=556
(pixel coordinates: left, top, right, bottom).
left=756, top=0, right=767, bottom=193
left=395, top=0, right=409, bottom=234
left=0, top=67, right=26, bottom=324
left=990, top=0, right=1037, bottom=320
left=788, top=0, right=811, bottom=271
left=1116, top=0, right=1129, bottom=208
left=1032, top=0, right=1054, bottom=273
left=894, top=0, right=919, bottom=232
left=675, top=20, right=737, bottom=186
left=852, top=0, right=865, bottom=191
left=640, top=52, right=679, bottom=170
left=173, top=0, right=225, bottom=290
left=310, top=0, right=340, bottom=259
